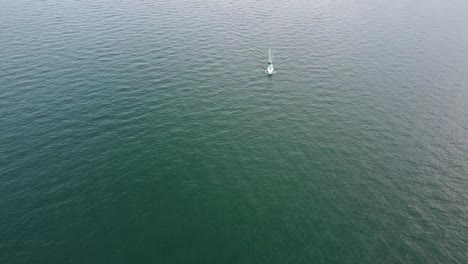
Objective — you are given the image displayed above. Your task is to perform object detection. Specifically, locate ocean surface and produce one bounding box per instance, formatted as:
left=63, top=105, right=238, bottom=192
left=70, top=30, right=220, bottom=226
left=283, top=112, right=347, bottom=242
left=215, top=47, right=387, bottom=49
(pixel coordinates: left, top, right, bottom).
left=1, top=0, right=467, bottom=263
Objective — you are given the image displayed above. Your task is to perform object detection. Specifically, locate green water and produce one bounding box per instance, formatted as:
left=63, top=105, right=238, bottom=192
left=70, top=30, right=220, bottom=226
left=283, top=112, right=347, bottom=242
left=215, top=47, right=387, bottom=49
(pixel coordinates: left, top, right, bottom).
left=1, top=0, right=467, bottom=263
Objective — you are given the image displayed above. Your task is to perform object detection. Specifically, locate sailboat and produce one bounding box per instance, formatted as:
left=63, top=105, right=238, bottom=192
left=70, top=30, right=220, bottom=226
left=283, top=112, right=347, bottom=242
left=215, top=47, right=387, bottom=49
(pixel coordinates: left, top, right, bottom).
left=266, top=48, right=274, bottom=75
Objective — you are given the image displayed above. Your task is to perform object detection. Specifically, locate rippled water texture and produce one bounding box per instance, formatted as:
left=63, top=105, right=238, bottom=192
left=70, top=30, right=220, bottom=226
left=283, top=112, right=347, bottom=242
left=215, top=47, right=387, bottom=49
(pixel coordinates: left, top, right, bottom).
left=1, top=0, right=467, bottom=263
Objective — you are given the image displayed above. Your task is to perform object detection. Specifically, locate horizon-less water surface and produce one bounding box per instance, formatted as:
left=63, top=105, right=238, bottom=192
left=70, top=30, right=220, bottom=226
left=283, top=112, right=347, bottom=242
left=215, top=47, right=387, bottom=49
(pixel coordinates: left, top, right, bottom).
left=1, top=0, right=467, bottom=263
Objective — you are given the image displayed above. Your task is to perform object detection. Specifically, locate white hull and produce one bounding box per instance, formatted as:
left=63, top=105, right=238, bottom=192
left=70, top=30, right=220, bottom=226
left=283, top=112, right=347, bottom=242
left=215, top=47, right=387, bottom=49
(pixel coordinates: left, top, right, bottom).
left=267, top=65, right=274, bottom=75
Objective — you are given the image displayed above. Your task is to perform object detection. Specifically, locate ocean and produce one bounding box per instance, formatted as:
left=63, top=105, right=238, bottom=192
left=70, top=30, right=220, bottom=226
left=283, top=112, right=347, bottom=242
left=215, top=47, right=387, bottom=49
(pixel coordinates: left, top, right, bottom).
left=1, top=0, right=467, bottom=263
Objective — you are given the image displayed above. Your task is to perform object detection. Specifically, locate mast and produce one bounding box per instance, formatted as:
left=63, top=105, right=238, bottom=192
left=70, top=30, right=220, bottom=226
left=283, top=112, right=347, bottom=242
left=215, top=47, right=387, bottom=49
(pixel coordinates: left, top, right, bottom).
left=268, top=48, right=272, bottom=64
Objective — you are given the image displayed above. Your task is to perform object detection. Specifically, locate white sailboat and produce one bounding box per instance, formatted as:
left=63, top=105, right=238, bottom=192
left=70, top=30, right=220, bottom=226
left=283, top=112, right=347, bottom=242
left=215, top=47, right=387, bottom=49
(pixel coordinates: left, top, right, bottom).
left=266, top=48, right=274, bottom=75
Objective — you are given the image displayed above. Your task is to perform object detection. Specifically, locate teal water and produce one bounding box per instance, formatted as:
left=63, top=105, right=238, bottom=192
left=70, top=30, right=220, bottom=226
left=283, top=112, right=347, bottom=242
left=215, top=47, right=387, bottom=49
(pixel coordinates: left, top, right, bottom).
left=1, top=0, right=468, bottom=263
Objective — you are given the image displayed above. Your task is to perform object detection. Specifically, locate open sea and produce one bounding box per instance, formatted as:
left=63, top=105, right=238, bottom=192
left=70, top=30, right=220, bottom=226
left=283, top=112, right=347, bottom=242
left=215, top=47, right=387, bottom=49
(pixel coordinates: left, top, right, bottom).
left=1, top=0, right=467, bottom=263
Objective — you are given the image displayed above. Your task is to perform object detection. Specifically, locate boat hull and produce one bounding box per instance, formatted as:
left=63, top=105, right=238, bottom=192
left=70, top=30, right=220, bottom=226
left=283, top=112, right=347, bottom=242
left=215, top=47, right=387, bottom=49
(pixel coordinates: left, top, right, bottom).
left=267, top=66, right=274, bottom=75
